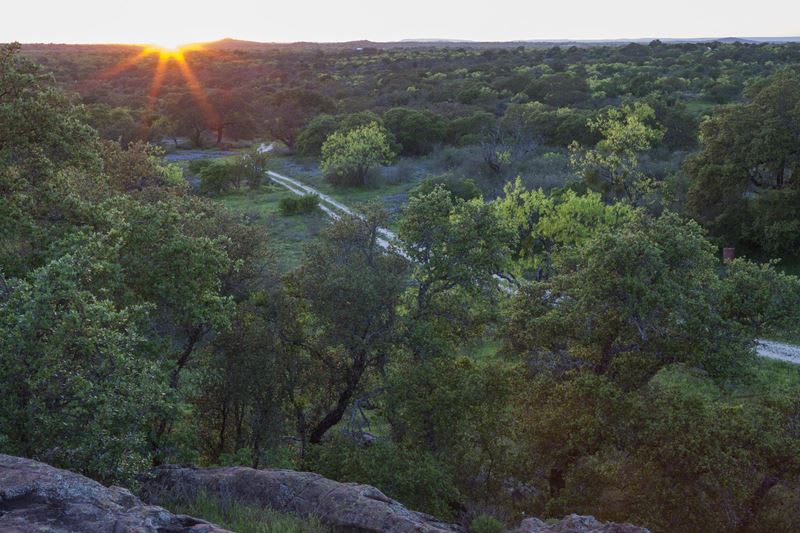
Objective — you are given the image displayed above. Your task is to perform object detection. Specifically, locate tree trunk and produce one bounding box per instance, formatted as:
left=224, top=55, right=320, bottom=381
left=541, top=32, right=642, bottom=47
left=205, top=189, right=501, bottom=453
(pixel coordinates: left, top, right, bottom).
left=736, top=475, right=780, bottom=533
left=308, top=357, right=366, bottom=444
left=308, top=384, right=357, bottom=444
left=548, top=467, right=565, bottom=498
left=217, top=401, right=228, bottom=458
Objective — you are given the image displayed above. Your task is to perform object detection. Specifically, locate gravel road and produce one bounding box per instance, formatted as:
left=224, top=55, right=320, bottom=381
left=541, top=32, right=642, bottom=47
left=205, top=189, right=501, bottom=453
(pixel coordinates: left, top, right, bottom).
left=258, top=144, right=800, bottom=365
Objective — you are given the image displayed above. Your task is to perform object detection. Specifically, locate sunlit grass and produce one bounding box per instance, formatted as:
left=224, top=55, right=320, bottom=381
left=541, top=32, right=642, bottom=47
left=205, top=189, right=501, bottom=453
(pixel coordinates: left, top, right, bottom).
left=165, top=491, right=328, bottom=533
left=217, top=185, right=329, bottom=272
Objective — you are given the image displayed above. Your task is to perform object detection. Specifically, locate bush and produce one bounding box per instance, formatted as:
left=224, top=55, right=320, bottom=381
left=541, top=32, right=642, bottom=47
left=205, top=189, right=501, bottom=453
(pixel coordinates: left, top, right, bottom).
left=304, top=436, right=459, bottom=519
left=199, top=160, right=237, bottom=195
left=411, top=174, right=481, bottom=201
left=383, top=107, right=445, bottom=156
left=321, top=123, right=394, bottom=187
left=188, top=158, right=213, bottom=175
left=278, top=194, right=319, bottom=216
left=469, top=514, right=505, bottom=533
left=234, top=149, right=271, bottom=189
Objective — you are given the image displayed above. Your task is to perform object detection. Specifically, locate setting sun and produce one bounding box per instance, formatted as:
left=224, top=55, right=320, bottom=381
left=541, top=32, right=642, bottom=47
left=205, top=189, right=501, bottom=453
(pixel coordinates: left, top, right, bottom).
left=152, top=39, right=186, bottom=51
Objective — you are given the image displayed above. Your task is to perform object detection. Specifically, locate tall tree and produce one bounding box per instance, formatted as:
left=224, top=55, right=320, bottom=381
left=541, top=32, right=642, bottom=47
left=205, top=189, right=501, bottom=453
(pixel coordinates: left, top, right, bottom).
left=686, top=68, right=800, bottom=254
left=285, top=209, right=408, bottom=445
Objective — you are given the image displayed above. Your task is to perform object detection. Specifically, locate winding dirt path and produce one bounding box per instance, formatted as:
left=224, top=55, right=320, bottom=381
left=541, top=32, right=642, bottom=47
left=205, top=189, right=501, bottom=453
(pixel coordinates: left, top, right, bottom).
left=258, top=144, right=800, bottom=365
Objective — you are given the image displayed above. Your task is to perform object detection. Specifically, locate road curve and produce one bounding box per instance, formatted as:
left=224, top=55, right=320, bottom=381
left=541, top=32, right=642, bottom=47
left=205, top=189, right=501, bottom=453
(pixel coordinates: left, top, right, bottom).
left=258, top=144, right=800, bottom=365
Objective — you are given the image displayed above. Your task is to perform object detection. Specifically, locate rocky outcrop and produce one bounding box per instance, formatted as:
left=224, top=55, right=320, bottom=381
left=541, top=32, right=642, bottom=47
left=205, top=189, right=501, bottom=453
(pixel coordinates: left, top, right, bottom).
left=141, top=464, right=464, bottom=532
left=0, top=454, right=229, bottom=533
left=513, top=514, right=650, bottom=532
left=0, top=454, right=650, bottom=533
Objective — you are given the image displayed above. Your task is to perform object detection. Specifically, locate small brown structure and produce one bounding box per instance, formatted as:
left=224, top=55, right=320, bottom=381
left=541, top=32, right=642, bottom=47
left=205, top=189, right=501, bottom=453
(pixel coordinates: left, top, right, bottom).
left=723, top=247, right=735, bottom=263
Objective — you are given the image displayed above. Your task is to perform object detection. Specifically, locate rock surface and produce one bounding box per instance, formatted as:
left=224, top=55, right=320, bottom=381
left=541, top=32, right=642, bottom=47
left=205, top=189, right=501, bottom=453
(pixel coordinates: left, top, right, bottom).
left=0, top=454, right=229, bottom=533
left=514, top=514, right=650, bottom=532
left=141, top=464, right=464, bottom=532
left=0, top=454, right=651, bottom=533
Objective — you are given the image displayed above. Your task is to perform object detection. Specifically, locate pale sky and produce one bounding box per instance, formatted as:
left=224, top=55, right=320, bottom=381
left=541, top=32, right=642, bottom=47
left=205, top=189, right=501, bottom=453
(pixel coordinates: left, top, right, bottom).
left=3, top=0, right=798, bottom=45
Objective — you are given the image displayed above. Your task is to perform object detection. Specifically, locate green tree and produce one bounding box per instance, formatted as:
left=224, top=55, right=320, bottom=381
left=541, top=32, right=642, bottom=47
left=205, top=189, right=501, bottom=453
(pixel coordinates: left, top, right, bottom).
left=686, top=68, right=800, bottom=255
left=504, top=212, right=757, bottom=386
left=199, top=159, right=238, bottom=195
left=398, top=186, right=511, bottom=357
left=0, top=250, right=167, bottom=483
left=0, top=42, right=98, bottom=182
left=262, top=89, right=334, bottom=149
left=297, top=111, right=384, bottom=156
left=383, top=107, right=445, bottom=156
left=99, top=140, right=184, bottom=192
left=284, top=208, right=408, bottom=444
left=570, top=103, right=663, bottom=204
left=234, top=147, right=271, bottom=189
left=320, top=123, right=394, bottom=186
left=495, top=179, right=634, bottom=280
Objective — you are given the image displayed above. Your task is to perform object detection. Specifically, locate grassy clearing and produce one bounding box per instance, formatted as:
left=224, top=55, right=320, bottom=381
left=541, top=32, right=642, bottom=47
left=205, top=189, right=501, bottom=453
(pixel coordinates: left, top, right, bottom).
left=166, top=492, right=329, bottom=533
left=217, top=184, right=330, bottom=272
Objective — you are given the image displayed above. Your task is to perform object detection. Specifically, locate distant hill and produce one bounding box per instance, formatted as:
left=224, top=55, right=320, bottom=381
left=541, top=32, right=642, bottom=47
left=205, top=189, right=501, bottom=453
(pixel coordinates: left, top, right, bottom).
left=199, top=36, right=800, bottom=51
left=17, top=35, right=800, bottom=54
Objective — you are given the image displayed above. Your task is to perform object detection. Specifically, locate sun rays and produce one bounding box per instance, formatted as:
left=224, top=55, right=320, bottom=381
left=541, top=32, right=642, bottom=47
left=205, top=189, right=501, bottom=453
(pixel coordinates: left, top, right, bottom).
left=94, top=42, right=219, bottom=129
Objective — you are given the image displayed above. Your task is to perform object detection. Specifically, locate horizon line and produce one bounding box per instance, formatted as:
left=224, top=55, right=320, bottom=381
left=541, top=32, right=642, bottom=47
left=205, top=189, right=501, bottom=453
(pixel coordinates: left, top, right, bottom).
left=10, top=35, right=800, bottom=47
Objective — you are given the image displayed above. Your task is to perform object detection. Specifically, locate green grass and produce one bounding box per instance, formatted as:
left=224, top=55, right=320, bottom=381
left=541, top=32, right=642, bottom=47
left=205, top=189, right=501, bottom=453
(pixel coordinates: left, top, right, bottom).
left=270, top=156, right=426, bottom=222
left=750, top=356, right=800, bottom=395
left=165, top=492, right=329, bottom=533
left=217, top=185, right=329, bottom=272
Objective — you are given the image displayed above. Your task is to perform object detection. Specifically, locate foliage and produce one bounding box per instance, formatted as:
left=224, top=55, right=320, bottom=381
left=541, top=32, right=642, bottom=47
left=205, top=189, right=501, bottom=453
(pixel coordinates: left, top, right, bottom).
left=504, top=212, right=761, bottom=385
left=234, top=148, right=271, bottom=189
left=320, top=123, right=395, bottom=186
left=199, top=159, right=238, bottom=195
left=383, top=107, right=446, bottom=156
left=0, top=43, right=99, bottom=182
left=100, top=140, right=184, bottom=191
left=495, top=178, right=634, bottom=280
left=297, top=111, right=384, bottom=156
left=469, top=514, right=505, bottom=533
left=398, top=186, right=511, bottom=356
left=570, top=103, right=663, bottom=204
left=278, top=194, right=319, bottom=216
left=410, top=173, right=481, bottom=201
left=263, top=89, right=334, bottom=148
left=0, top=250, right=167, bottom=483
left=686, top=68, right=800, bottom=256
left=284, top=208, right=408, bottom=444
left=305, top=436, right=459, bottom=519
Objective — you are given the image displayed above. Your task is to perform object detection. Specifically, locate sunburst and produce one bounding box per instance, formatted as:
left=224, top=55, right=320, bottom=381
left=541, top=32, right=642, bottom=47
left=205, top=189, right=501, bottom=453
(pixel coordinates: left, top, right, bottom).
left=92, top=42, right=219, bottom=132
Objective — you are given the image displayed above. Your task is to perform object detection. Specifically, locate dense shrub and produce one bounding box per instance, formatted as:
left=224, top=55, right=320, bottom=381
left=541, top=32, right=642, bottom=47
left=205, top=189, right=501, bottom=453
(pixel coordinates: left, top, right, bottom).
left=199, top=160, right=238, bottom=195
left=321, top=123, right=395, bottom=187
left=188, top=158, right=213, bottom=175
left=278, top=194, right=319, bottom=215
left=304, top=436, right=460, bottom=520
left=469, top=515, right=505, bottom=533
left=411, top=174, right=481, bottom=201
left=383, top=107, right=446, bottom=156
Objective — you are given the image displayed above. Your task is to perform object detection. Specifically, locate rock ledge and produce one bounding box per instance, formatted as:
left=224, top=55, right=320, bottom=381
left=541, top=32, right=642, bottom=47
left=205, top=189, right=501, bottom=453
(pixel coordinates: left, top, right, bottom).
left=0, top=454, right=228, bottom=532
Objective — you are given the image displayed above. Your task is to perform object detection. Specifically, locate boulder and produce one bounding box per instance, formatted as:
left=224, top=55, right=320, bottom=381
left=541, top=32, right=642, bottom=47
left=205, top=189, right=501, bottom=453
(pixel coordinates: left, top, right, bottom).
left=141, top=464, right=464, bottom=532
left=0, top=454, right=229, bottom=533
left=513, top=514, right=650, bottom=533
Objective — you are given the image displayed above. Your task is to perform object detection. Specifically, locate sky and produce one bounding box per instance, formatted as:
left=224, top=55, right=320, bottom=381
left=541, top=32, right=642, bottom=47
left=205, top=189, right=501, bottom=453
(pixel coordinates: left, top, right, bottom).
left=3, top=0, right=798, bottom=45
